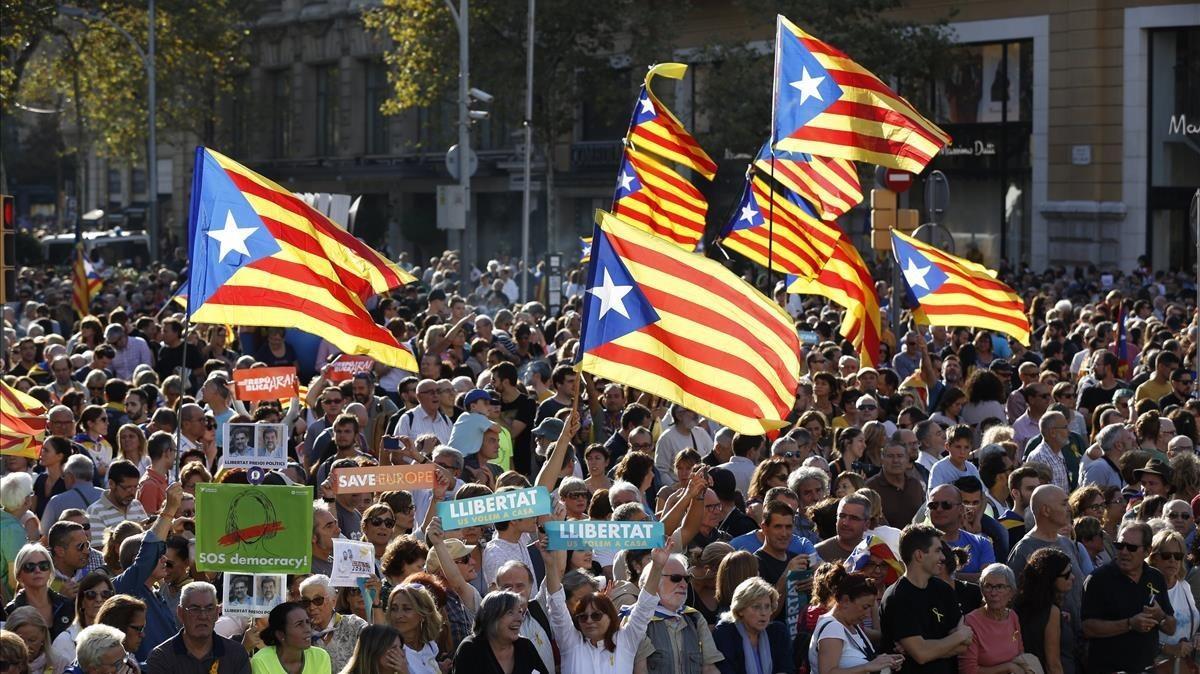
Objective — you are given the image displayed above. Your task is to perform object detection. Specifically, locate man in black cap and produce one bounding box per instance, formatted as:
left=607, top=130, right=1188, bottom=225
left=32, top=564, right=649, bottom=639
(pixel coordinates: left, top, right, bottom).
left=709, top=467, right=757, bottom=538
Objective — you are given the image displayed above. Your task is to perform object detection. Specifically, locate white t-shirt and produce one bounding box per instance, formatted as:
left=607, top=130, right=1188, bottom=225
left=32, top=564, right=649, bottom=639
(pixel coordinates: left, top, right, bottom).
left=1163, top=580, right=1199, bottom=646
left=405, top=641, right=440, bottom=674
left=808, top=613, right=875, bottom=672
left=482, top=535, right=534, bottom=587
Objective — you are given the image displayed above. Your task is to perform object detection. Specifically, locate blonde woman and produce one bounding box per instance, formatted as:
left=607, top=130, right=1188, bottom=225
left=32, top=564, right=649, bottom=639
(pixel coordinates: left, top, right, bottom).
left=116, top=424, right=150, bottom=472
left=5, top=606, right=52, bottom=673
left=386, top=583, right=444, bottom=674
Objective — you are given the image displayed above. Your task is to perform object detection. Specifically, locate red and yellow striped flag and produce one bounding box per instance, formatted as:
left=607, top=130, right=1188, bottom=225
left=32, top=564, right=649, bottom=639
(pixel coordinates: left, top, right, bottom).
left=186, top=147, right=419, bottom=371
left=612, top=146, right=708, bottom=250
left=788, top=233, right=881, bottom=368
left=719, top=175, right=840, bottom=279
left=773, top=15, right=951, bottom=173
left=628, top=63, right=718, bottom=181
left=1, top=380, right=47, bottom=458
left=71, top=244, right=102, bottom=316
left=754, top=143, right=862, bottom=221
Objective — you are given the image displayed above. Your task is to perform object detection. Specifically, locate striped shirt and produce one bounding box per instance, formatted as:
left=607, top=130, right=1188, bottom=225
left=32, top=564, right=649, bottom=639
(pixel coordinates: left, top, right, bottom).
left=85, top=493, right=148, bottom=549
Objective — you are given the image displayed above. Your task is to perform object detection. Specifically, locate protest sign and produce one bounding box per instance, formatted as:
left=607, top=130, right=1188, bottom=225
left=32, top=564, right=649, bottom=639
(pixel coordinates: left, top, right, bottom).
left=326, top=355, right=374, bottom=382
left=222, top=573, right=285, bottom=617
left=331, top=539, right=376, bottom=587
left=195, top=484, right=312, bottom=573
left=332, top=464, right=436, bottom=494
left=545, top=520, right=664, bottom=551
left=785, top=565, right=813, bottom=640
left=221, top=422, right=287, bottom=471
left=438, top=486, right=551, bottom=530
left=233, top=367, right=298, bottom=401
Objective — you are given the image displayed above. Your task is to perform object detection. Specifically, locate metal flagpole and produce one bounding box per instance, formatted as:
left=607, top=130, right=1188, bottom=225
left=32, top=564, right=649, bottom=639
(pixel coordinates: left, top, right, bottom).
left=1193, top=188, right=1199, bottom=396
left=765, top=14, right=782, bottom=294
left=519, top=0, right=535, bottom=303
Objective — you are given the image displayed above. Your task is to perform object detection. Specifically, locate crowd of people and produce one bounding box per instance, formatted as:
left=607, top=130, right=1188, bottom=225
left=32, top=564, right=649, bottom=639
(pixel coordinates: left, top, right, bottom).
left=2, top=249, right=1200, bottom=674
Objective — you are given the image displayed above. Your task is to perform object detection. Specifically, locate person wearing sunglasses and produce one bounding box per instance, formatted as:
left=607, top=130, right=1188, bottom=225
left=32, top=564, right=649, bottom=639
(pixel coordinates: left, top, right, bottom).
left=5, top=542, right=74, bottom=640
left=1081, top=521, right=1175, bottom=674
left=298, top=575, right=365, bottom=673
left=94, top=594, right=147, bottom=670
left=360, top=503, right=398, bottom=566
left=541, top=527, right=670, bottom=674
left=1014, top=547, right=1078, bottom=674
left=1149, top=529, right=1200, bottom=667
left=50, top=571, right=113, bottom=674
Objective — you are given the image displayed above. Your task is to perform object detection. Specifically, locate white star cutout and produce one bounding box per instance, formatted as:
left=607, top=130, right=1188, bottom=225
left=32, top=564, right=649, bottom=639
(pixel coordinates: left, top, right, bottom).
left=207, top=210, right=257, bottom=263
left=790, top=67, right=826, bottom=105
left=903, top=257, right=932, bottom=290
left=639, top=96, right=655, bottom=115
left=588, top=269, right=633, bottom=320
left=739, top=204, right=759, bottom=224
left=617, top=171, right=636, bottom=193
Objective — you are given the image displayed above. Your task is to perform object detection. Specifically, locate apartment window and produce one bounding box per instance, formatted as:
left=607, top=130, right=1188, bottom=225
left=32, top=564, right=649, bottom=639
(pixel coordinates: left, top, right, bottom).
left=315, top=64, right=340, bottom=157
left=107, top=167, right=122, bottom=196
left=270, top=70, right=292, bottom=157
left=364, top=61, right=390, bottom=154
left=131, top=168, right=146, bottom=195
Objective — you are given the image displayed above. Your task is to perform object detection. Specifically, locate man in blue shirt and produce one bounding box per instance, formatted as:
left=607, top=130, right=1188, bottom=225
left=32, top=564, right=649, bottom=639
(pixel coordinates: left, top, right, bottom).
left=112, top=482, right=184, bottom=663
left=926, top=483, right=994, bottom=582
left=729, top=486, right=819, bottom=553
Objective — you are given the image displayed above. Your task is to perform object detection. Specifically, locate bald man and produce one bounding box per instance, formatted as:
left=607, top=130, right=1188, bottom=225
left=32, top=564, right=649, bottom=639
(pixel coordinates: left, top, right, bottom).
left=1007, top=484, right=1086, bottom=639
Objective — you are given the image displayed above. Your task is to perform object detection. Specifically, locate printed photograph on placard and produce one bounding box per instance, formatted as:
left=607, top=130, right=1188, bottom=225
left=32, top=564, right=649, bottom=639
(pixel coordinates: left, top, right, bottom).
left=255, top=424, right=285, bottom=460
left=223, top=573, right=256, bottom=612
left=255, top=574, right=285, bottom=611
left=222, top=422, right=287, bottom=470
left=224, top=424, right=257, bottom=459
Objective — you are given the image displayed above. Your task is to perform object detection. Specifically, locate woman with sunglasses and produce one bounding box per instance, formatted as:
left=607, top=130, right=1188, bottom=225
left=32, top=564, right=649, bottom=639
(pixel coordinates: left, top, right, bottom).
left=49, top=572, right=113, bottom=674
left=4, top=543, right=74, bottom=640
left=94, top=594, right=145, bottom=672
left=426, top=517, right=481, bottom=645
left=1150, top=529, right=1199, bottom=670
left=74, top=406, right=113, bottom=478
left=361, top=503, right=398, bottom=567
left=298, top=575, right=365, bottom=673
left=1015, top=547, right=1077, bottom=674
left=542, top=532, right=667, bottom=674
left=251, top=601, right=332, bottom=674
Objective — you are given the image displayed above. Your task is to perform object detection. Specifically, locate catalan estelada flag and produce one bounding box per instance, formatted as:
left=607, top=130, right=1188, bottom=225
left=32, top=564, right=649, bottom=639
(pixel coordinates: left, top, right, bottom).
left=628, top=63, right=717, bottom=181
left=754, top=142, right=862, bottom=221
left=71, top=244, right=102, bottom=316
left=719, top=175, right=839, bottom=279
left=578, top=210, right=801, bottom=433
left=579, top=237, right=592, bottom=264
left=612, top=146, right=708, bottom=250
left=772, top=15, right=951, bottom=173
left=788, top=233, right=881, bottom=367
left=0, top=380, right=47, bottom=458
left=891, top=229, right=1030, bottom=345
left=186, top=147, right=419, bottom=371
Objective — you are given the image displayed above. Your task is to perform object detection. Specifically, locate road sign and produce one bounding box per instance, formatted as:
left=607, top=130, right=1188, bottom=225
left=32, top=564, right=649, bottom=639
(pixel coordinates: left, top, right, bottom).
left=445, top=144, right=478, bottom=181
left=882, top=168, right=915, bottom=193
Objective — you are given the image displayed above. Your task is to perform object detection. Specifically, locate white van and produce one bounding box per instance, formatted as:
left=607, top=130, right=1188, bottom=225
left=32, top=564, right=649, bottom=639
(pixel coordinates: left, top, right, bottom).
left=40, top=228, right=152, bottom=266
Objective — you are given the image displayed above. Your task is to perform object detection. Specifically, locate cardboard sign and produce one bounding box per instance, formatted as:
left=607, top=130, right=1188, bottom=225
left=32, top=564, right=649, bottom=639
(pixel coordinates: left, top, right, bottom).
left=545, top=520, right=664, bottom=551
left=195, top=484, right=313, bottom=573
left=327, top=355, right=374, bottom=382
left=331, top=464, right=437, bottom=494
left=331, top=539, right=376, bottom=587
left=233, top=367, right=298, bottom=401
left=222, top=573, right=286, bottom=617
left=438, top=486, right=551, bottom=531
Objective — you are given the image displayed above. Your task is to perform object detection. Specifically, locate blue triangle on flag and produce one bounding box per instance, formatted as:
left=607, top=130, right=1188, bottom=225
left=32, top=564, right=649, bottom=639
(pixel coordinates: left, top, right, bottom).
left=774, top=24, right=842, bottom=143
left=891, top=234, right=949, bottom=300
left=724, top=180, right=765, bottom=234
left=580, top=229, right=659, bottom=354
left=613, top=154, right=643, bottom=201
left=632, top=87, right=657, bottom=125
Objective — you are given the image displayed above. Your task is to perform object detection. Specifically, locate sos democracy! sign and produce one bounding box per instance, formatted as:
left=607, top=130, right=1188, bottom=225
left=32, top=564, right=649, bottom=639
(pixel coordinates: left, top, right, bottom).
left=332, top=464, right=436, bottom=494
left=195, top=484, right=313, bottom=574
left=438, top=486, right=551, bottom=530
left=545, top=520, right=665, bottom=551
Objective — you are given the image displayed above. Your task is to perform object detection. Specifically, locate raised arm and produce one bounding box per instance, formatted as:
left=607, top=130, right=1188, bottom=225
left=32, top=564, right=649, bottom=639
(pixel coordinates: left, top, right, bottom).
left=662, top=465, right=708, bottom=542
left=536, top=406, right=579, bottom=492
left=426, top=516, right=478, bottom=612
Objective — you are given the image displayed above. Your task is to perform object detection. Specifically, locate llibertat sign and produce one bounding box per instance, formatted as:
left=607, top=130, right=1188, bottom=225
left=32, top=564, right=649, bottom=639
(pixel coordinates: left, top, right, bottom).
left=438, top=486, right=551, bottom=530
left=545, top=520, right=664, bottom=551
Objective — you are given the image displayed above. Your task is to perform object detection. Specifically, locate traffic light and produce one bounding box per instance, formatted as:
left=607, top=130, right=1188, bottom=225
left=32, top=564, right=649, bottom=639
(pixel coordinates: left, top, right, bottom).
left=1, top=194, right=14, bottom=304
left=869, top=188, right=919, bottom=253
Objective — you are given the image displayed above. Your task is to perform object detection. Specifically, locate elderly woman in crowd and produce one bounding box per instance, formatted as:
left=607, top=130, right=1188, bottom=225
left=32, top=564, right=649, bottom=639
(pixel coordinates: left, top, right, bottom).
left=5, top=543, right=74, bottom=639
left=1150, top=529, right=1199, bottom=667
left=959, top=563, right=1033, bottom=674
left=49, top=572, right=113, bottom=674
left=1, top=472, right=39, bottom=543
left=712, top=578, right=792, bottom=674
left=72, top=624, right=129, bottom=674
left=250, top=601, right=331, bottom=674
left=452, top=591, right=548, bottom=674
left=298, top=575, right=367, bottom=672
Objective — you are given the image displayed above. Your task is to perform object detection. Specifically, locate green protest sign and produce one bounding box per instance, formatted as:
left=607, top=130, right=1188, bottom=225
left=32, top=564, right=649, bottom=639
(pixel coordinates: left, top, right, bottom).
left=195, top=483, right=313, bottom=574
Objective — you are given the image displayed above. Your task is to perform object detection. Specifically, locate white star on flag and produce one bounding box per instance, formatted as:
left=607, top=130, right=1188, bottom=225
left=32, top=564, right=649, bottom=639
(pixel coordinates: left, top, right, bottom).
left=639, top=96, right=655, bottom=115
left=790, top=67, right=826, bottom=105
left=739, top=204, right=759, bottom=225
left=588, top=269, right=633, bottom=320
left=903, top=257, right=933, bottom=291
left=207, top=211, right=257, bottom=263
left=617, top=171, right=636, bottom=193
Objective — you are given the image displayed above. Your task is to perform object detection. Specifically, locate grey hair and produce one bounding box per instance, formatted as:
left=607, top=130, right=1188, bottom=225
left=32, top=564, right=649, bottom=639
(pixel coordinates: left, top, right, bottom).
left=608, top=481, right=641, bottom=507
left=432, top=446, right=464, bottom=471
left=0, top=472, right=33, bottom=511
left=64, top=453, right=95, bottom=481
left=75, top=624, right=126, bottom=668
left=564, top=568, right=603, bottom=595
left=722, top=577, right=779, bottom=624
left=1038, top=411, right=1067, bottom=436
left=771, top=436, right=798, bottom=454
left=475, top=590, right=524, bottom=639
left=179, top=581, right=218, bottom=607
left=299, top=574, right=336, bottom=597
left=979, top=563, right=1016, bottom=588
left=612, top=502, right=645, bottom=521
left=714, top=427, right=735, bottom=446
left=557, top=476, right=587, bottom=496
left=787, top=428, right=813, bottom=447
left=495, top=560, right=535, bottom=586
left=788, top=466, right=829, bottom=496
left=838, top=494, right=871, bottom=515
left=1097, top=423, right=1125, bottom=454
left=13, top=543, right=51, bottom=576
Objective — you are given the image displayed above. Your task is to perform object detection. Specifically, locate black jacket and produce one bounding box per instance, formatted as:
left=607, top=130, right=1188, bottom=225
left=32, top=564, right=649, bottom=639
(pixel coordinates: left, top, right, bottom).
left=712, top=620, right=792, bottom=674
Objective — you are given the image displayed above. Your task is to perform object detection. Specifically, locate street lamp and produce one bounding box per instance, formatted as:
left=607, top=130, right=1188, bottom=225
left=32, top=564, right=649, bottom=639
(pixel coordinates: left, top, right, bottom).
left=59, top=2, right=158, bottom=262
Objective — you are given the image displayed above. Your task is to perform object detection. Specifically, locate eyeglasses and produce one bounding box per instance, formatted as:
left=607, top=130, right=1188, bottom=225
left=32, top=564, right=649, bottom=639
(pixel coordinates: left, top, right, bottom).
left=1156, top=551, right=1186, bottom=561
left=1176, top=379, right=1195, bottom=385
left=779, top=451, right=801, bottom=459
left=927, top=500, right=959, bottom=511
left=368, top=517, right=396, bottom=528
left=182, top=604, right=218, bottom=615
left=299, top=595, right=327, bottom=607
left=981, top=583, right=1010, bottom=592
left=704, top=504, right=721, bottom=512
left=665, top=573, right=691, bottom=583
left=1058, top=569, right=1073, bottom=579
left=631, top=442, right=653, bottom=451
left=857, top=405, right=877, bottom=411
left=203, top=418, right=216, bottom=429
left=20, top=560, right=51, bottom=573
left=454, top=555, right=472, bottom=565
left=1114, top=541, right=1143, bottom=552
left=1169, top=512, right=1193, bottom=520
left=127, top=624, right=146, bottom=634
left=84, top=589, right=115, bottom=601
left=576, top=611, right=606, bottom=623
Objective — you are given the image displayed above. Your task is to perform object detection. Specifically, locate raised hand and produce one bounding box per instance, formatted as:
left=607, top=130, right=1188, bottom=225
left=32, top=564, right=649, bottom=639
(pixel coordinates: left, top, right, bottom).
left=427, top=516, right=445, bottom=546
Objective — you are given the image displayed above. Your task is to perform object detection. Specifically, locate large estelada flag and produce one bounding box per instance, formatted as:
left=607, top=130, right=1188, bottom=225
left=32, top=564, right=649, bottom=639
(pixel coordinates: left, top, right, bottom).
left=612, top=146, right=708, bottom=250
left=753, top=141, right=862, bottom=221
left=788, top=232, right=882, bottom=368
left=891, top=229, right=1030, bottom=345
left=578, top=210, right=801, bottom=433
left=0, top=380, right=47, bottom=458
left=71, top=244, right=102, bottom=316
left=627, top=63, right=718, bottom=181
left=772, top=15, right=951, bottom=173
left=186, top=147, right=418, bottom=371
left=719, top=174, right=840, bottom=279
